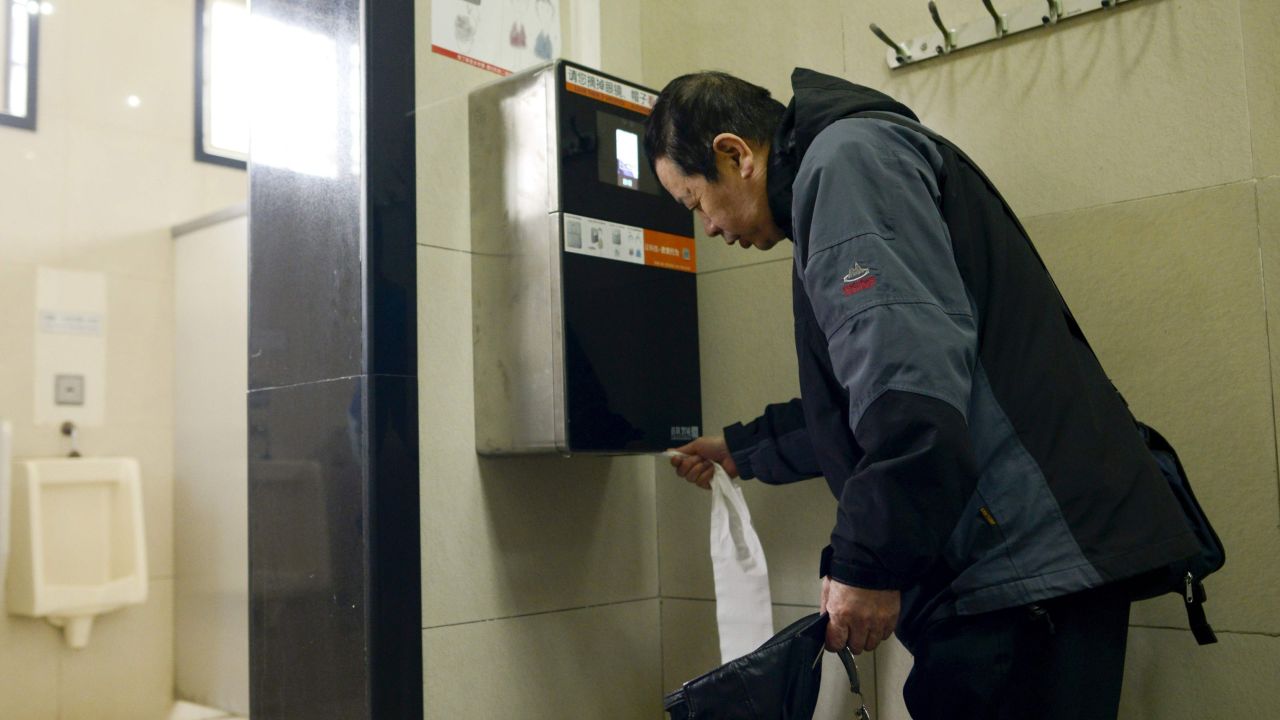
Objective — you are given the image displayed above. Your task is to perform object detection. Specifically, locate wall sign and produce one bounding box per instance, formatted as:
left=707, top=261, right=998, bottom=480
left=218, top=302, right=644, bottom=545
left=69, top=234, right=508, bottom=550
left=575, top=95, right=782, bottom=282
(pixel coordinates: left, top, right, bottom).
left=431, top=0, right=561, bottom=76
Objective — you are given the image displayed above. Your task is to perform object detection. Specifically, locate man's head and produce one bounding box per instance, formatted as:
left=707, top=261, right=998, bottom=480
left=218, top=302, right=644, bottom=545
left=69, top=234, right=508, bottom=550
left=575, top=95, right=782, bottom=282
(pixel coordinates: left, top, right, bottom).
left=645, top=72, right=788, bottom=250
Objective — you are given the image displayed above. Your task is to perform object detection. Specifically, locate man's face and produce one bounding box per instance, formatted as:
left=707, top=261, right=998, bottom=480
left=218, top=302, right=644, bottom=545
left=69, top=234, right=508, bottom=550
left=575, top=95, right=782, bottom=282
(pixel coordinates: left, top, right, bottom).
left=654, top=135, right=785, bottom=251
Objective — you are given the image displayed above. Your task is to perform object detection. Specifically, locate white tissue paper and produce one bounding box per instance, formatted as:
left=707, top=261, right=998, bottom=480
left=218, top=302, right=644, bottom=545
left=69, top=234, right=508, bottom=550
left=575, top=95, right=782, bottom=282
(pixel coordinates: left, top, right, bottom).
left=666, top=451, right=773, bottom=663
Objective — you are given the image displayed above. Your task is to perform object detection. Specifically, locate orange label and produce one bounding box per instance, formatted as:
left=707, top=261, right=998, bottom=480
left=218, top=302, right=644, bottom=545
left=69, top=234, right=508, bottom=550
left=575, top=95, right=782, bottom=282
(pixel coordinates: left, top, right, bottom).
left=565, top=83, right=654, bottom=115
left=643, top=230, right=697, bottom=273
left=563, top=67, right=657, bottom=116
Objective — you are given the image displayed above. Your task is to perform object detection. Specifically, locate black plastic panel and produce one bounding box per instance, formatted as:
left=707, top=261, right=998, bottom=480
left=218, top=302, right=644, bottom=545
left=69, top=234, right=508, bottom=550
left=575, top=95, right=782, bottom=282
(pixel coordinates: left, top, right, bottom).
left=556, top=62, right=690, bottom=237
left=562, top=253, right=701, bottom=453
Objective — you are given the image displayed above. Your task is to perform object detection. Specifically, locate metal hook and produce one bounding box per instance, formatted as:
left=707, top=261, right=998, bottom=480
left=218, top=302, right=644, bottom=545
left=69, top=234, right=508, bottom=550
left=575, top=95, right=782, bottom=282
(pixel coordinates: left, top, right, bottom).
left=1042, top=0, right=1062, bottom=24
left=928, top=2, right=957, bottom=54
left=869, top=23, right=913, bottom=64
left=982, top=0, right=1009, bottom=37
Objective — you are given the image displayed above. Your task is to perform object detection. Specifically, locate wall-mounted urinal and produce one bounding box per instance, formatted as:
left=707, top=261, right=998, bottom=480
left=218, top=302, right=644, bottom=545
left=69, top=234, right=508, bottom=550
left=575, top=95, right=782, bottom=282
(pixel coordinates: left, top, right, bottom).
left=6, top=457, right=148, bottom=649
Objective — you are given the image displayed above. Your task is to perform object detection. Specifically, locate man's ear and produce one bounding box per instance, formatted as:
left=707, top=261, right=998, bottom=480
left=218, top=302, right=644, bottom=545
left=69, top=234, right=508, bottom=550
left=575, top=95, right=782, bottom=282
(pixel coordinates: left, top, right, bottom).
left=712, top=133, right=756, bottom=179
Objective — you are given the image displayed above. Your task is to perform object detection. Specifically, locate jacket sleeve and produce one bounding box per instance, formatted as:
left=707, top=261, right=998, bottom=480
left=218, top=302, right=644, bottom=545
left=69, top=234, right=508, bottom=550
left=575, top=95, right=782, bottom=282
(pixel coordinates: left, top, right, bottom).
left=794, top=119, right=981, bottom=590
left=723, top=398, right=822, bottom=485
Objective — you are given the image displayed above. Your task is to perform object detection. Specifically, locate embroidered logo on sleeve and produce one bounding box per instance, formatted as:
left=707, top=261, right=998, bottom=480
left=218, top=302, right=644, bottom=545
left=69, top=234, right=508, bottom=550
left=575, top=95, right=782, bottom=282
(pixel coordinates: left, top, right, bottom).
left=842, top=262, right=877, bottom=296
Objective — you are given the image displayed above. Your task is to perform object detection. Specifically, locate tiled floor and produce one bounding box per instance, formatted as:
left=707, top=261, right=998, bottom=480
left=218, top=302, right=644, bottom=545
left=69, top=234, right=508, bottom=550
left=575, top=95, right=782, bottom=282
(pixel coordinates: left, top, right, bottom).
left=169, top=700, right=247, bottom=720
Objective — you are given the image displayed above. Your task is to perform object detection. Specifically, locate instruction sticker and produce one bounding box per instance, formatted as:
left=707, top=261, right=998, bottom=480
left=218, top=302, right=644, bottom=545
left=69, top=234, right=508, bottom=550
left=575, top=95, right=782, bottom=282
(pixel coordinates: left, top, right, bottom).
left=564, top=214, right=696, bottom=273
left=564, top=67, right=657, bottom=116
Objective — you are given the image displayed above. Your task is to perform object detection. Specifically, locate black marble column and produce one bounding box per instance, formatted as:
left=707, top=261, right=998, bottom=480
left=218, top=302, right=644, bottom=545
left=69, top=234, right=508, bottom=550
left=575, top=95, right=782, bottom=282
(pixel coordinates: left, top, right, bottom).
left=247, top=1, right=420, bottom=718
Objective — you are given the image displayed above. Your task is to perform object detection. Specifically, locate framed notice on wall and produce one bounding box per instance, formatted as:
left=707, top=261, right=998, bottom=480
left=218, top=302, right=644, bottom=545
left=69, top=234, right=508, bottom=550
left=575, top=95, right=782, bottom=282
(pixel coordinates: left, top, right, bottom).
left=431, top=0, right=561, bottom=76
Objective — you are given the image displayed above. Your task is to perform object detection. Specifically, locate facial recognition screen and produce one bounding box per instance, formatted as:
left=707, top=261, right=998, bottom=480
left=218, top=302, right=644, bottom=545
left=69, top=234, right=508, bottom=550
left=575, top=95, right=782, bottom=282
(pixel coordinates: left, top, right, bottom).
left=596, top=111, right=659, bottom=195
left=616, top=129, right=640, bottom=189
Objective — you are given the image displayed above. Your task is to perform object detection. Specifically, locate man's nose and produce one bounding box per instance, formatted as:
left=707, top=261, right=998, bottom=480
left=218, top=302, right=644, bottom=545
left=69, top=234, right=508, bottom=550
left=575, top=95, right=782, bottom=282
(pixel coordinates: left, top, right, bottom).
left=702, top=218, right=722, bottom=237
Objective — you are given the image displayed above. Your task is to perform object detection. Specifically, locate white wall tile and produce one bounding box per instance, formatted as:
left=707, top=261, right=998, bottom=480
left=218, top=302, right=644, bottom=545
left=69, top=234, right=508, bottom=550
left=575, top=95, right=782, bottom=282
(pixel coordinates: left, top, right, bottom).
left=423, top=600, right=661, bottom=720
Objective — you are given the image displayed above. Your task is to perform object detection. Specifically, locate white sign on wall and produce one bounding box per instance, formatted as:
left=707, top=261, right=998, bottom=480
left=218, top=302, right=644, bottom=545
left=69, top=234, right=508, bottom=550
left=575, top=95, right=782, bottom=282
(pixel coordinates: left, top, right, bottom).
left=34, top=268, right=107, bottom=427
left=431, top=0, right=561, bottom=76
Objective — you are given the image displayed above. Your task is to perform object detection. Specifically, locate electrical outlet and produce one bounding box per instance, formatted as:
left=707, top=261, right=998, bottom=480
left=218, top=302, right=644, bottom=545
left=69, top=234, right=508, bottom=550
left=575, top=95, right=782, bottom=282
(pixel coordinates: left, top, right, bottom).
left=55, top=374, right=85, bottom=406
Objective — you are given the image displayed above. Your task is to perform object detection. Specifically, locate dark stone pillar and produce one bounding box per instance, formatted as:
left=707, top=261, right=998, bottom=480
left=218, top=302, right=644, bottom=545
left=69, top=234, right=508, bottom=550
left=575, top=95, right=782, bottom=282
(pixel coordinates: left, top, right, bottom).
left=247, top=1, right=420, bottom=717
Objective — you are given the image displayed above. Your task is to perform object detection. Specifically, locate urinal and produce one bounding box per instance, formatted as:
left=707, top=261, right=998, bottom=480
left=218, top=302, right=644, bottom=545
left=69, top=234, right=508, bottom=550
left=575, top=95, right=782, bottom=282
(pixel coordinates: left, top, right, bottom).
left=6, top=457, right=148, bottom=649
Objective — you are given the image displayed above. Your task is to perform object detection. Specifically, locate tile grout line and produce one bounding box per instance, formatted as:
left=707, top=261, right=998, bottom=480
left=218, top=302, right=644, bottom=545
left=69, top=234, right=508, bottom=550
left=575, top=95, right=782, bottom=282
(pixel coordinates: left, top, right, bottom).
left=1023, top=178, right=1259, bottom=224
left=1235, top=0, right=1258, bottom=182
left=697, top=255, right=793, bottom=277
left=1252, top=183, right=1280, bottom=530
left=1130, top=623, right=1280, bottom=639
left=422, top=596, right=661, bottom=631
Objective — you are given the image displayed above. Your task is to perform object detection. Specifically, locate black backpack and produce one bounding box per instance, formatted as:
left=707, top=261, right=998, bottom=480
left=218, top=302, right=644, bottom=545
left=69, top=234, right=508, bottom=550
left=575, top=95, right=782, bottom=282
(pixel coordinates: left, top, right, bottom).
left=1126, top=421, right=1226, bottom=645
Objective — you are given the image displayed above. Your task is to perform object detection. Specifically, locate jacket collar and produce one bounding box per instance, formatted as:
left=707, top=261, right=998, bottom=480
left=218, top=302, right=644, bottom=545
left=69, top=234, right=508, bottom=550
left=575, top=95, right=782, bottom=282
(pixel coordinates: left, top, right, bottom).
left=767, top=68, right=919, bottom=239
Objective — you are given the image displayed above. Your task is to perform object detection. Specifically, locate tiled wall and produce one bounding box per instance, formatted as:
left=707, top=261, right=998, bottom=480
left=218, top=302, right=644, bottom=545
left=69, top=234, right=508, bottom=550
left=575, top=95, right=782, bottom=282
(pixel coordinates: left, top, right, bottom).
left=640, top=0, right=1280, bottom=718
left=414, top=1, right=665, bottom=717
left=0, top=1, right=246, bottom=718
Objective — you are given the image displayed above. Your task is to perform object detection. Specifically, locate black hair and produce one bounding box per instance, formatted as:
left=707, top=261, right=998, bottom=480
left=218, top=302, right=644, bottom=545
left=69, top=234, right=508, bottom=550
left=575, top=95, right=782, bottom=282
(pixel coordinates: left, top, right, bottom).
left=644, top=71, right=786, bottom=183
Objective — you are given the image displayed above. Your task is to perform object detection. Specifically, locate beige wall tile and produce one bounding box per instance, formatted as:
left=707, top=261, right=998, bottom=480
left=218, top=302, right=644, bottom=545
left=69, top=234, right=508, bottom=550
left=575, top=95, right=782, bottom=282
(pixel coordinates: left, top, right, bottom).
left=58, top=578, right=174, bottom=720
left=660, top=599, right=880, bottom=718
left=1121, top=627, right=1278, bottom=718
left=600, top=0, right=644, bottom=81
left=640, top=0, right=844, bottom=100
left=1242, top=0, right=1280, bottom=179
left=1262, top=177, right=1280, bottom=525
left=661, top=258, right=837, bottom=605
left=416, top=95, right=472, bottom=253
left=638, top=0, right=839, bottom=274
left=657, top=468, right=838, bottom=606
left=696, top=259, right=798, bottom=430
left=418, top=245, right=658, bottom=628
left=843, top=0, right=1254, bottom=218
left=0, top=614, right=59, bottom=720
left=1025, top=182, right=1280, bottom=635
left=696, top=232, right=794, bottom=276
left=423, top=599, right=660, bottom=719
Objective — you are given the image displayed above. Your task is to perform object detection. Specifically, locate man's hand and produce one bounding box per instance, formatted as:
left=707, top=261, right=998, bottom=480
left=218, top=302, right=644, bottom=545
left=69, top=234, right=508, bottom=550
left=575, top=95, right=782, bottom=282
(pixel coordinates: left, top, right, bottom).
left=667, top=436, right=739, bottom=490
left=822, top=577, right=900, bottom=654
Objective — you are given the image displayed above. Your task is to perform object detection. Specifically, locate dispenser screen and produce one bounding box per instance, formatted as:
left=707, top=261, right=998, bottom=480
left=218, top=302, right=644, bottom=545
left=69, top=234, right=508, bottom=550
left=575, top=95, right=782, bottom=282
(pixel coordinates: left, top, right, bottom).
left=596, top=111, right=658, bottom=195
left=616, top=129, right=639, bottom=189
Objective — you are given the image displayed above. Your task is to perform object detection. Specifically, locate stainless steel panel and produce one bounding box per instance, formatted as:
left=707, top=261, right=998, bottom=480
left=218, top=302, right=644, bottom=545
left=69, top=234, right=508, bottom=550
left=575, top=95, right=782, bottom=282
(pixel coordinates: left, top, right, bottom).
left=469, top=63, right=566, bottom=455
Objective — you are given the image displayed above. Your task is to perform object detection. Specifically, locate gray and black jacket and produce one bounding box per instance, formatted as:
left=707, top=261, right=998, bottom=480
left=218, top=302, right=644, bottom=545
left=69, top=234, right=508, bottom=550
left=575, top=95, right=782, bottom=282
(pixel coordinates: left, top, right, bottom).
left=724, top=68, right=1198, bottom=647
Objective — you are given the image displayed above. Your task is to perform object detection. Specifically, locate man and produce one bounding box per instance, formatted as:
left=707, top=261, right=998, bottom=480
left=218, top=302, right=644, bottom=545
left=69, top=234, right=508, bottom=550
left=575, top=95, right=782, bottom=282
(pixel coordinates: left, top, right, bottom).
left=647, top=68, right=1199, bottom=719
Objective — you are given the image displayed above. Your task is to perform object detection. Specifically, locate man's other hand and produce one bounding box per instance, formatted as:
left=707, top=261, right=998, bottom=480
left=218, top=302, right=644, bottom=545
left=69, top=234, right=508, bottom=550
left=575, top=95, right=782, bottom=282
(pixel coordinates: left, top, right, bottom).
left=667, top=436, right=738, bottom=490
left=822, top=577, right=900, bottom=654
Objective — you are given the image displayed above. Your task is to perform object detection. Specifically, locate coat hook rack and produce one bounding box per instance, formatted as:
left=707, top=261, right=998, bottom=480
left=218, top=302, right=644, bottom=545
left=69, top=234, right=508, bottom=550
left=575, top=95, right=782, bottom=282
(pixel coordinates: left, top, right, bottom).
left=874, top=0, right=1151, bottom=69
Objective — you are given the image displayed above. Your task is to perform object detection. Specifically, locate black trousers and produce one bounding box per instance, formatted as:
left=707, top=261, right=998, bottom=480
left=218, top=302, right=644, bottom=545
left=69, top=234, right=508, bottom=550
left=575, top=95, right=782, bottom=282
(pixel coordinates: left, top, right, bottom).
left=902, top=586, right=1132, bottom=720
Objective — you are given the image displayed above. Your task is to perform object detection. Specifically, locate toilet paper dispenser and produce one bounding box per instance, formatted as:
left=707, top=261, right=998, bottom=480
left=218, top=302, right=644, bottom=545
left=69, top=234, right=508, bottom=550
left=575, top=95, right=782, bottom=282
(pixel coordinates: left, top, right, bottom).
left=469, top=60, right=702, bottom=455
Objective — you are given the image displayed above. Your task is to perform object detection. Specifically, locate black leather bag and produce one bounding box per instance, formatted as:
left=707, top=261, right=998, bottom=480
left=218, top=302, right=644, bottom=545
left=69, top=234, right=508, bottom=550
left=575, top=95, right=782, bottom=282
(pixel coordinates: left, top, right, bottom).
left=663, top=613, right=871, bottom=720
